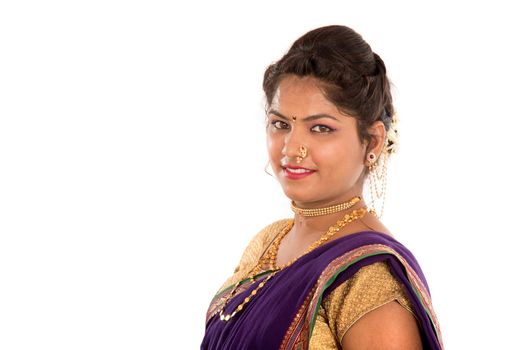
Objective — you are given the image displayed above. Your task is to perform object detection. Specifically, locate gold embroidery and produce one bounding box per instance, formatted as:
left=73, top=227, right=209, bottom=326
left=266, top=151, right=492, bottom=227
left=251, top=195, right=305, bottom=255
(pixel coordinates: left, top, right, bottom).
left=309, top=306, right=339, bottom=350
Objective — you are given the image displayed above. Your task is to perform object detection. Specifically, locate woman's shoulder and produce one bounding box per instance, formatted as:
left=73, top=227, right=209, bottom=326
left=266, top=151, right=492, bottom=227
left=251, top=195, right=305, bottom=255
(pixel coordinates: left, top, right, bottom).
left=234, top=218, right=291, bottom=271
left=219, top=218, right=292, bottom=290
left=351, top=213, right=393, bottom=237
left=321, top=260, right=414, bottom=343
left=252, top=218, right=293, bottom=248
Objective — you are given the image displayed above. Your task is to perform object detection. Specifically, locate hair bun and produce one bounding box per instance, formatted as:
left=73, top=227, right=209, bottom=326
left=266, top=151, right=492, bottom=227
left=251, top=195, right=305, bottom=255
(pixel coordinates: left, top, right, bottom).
left=373, top=52, right=387, bottom=75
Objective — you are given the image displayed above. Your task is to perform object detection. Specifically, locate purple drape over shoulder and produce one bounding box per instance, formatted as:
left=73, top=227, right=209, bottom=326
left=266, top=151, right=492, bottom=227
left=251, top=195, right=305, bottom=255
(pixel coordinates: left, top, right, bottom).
left=201, top=231, right=443, bottom=350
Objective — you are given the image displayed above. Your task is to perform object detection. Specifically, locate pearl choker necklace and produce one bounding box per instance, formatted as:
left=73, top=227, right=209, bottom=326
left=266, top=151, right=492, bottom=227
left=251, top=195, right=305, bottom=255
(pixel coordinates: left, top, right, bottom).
left=291, top=196, right=361, bottom=217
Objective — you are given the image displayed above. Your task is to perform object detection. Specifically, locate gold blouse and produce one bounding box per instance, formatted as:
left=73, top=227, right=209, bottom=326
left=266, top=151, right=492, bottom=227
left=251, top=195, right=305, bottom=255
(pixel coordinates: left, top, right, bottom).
left=219, top=220, right=414, bottom=349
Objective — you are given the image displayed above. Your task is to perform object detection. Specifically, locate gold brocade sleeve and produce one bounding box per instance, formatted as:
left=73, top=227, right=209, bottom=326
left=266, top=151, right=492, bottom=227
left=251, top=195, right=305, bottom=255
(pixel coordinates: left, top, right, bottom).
left=218, top=219, right=291, bottom=291
left=309, top=306, right=339, bottom=350
left=310, top=261, right=414, bottom=348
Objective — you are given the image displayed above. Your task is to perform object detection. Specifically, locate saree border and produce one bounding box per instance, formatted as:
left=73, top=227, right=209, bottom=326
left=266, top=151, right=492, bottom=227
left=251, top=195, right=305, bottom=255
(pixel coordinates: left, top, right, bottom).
left=279, top=244, right=443, bottom=350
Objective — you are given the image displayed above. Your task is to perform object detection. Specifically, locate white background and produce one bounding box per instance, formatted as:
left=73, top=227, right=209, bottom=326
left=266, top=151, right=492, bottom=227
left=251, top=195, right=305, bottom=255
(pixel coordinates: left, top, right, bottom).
left=1, top=1, right=523, bottom=349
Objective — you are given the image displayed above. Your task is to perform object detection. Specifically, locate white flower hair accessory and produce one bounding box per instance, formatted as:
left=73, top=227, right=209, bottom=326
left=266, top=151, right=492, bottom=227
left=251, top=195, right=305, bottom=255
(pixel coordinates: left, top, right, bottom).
left=384, top=114, right=399, bottom=155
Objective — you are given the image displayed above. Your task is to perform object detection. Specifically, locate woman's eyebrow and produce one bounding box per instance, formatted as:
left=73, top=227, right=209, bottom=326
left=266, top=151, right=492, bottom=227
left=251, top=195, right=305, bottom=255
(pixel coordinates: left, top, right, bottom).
left=268, top=109, right=340, bottom=122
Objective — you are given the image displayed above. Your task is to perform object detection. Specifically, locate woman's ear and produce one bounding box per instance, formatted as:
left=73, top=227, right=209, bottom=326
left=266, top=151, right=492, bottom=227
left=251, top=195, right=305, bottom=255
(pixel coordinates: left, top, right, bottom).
left=366, top=121, right=386, bottom=157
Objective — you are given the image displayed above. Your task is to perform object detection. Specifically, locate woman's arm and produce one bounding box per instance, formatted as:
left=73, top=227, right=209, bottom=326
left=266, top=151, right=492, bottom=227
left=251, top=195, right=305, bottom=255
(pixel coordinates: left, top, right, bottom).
left=341, top=301, right=422, bottom=350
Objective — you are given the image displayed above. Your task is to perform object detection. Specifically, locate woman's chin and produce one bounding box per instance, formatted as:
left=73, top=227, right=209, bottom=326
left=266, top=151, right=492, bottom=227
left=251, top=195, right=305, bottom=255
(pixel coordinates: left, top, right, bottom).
left=281, top=188, right=321, bottom=206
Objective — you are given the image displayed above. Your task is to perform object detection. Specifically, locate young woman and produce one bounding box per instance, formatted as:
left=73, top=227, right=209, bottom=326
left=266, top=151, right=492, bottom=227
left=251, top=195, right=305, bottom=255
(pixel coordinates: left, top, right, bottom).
left=201, top=25, right=443, bottom=350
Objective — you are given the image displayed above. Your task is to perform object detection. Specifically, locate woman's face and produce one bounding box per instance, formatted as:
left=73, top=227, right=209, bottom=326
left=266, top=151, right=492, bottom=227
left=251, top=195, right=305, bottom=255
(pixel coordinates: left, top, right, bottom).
left=266, top=75, right=368, bottom=208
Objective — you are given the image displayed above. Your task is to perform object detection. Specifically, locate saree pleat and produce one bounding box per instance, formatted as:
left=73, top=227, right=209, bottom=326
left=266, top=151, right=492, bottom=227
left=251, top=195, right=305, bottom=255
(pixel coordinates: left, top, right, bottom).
left=201, top=231, right=443, bottom=350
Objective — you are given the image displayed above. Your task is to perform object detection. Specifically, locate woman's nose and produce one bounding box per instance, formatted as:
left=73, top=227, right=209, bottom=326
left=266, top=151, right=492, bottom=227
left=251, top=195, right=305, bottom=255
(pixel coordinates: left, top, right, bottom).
left=282, top=126, right=306, bottom=157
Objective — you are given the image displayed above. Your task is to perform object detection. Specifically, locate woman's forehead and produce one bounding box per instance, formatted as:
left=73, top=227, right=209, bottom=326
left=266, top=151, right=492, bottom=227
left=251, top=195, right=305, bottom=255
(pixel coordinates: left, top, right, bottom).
left=270, top=76, right=355, bottom=122
left=272, top=77, right=333, bottom=110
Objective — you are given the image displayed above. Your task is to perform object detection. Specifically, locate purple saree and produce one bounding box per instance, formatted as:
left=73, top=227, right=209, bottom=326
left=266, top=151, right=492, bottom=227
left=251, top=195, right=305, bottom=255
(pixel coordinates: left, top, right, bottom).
left=201, top=231, right=443, bottom=349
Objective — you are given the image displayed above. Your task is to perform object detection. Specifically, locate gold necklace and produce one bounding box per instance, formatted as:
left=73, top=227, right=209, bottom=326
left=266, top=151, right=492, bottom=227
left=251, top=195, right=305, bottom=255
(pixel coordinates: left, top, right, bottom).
left=291, top=196, right=361, bottom=217
left=218, top=271, right=276, bottom=321
left=218, top=207, right=368, bottom=322
left=268, top=207, right=368, bottom=270
left=218, top=221, right=294, bottom=322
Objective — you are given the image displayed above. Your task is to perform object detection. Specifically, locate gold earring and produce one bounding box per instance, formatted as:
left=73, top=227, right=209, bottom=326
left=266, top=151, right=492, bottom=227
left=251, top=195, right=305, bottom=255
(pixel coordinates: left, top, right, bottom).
left=296, top=145, right=308, bottom=164
left=365, top=152, right=388, bottom=218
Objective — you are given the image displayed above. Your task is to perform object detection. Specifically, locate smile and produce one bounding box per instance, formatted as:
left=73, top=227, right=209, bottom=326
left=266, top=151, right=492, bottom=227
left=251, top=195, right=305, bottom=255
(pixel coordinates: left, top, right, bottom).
left=283, top=166, right=316, bottom=179
left=287, top=168, right=312, bottom=174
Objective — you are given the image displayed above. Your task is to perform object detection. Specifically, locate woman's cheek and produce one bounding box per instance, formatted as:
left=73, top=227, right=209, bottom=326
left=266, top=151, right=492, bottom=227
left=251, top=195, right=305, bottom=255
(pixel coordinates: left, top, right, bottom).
left=314, top=143, right=338, bottom=166
left=267, top=135, right=282, bottom=164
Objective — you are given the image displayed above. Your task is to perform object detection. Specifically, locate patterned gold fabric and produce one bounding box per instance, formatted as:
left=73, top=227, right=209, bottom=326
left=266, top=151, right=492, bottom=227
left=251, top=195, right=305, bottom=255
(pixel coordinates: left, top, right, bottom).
left=220, top=220, right=414, bottom=348
left=218, top=219, right=289, bottom=292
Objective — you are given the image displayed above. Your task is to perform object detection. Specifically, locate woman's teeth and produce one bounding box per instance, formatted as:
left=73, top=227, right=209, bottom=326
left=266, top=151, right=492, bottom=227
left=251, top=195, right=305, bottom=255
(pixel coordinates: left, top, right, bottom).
left=287, top=168, right=312, bottom=174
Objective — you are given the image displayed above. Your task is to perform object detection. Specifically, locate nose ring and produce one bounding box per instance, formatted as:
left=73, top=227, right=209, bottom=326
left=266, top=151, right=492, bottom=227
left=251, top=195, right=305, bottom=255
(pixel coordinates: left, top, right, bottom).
left=296, top=146, right=308, bottom=164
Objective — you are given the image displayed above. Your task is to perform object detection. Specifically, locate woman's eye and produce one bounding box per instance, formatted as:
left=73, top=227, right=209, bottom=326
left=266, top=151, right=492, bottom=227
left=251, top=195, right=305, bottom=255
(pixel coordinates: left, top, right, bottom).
left=271, top=120, right=290, bottom=129
left=311, top=125, right=334, bottom=133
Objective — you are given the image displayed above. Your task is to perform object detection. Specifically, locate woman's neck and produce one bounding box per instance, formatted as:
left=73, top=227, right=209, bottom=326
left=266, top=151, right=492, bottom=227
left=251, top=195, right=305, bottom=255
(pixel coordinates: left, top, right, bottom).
left=291, top=199, right=369, bottom=239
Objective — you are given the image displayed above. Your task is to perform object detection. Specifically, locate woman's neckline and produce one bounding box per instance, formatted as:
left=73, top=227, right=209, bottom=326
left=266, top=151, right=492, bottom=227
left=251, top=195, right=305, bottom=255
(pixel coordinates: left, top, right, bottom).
left=270, top=222, right=398, bottom=271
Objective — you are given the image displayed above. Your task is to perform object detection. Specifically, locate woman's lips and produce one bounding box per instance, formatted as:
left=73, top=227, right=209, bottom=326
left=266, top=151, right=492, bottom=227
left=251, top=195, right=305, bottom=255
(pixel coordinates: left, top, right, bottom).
left=282, top=166, right=316, bottom=180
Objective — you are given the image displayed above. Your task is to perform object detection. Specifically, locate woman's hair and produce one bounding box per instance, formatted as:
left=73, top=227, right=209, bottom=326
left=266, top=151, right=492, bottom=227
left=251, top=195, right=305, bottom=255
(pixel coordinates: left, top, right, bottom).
left=263, top=25, right=398, bottom=155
